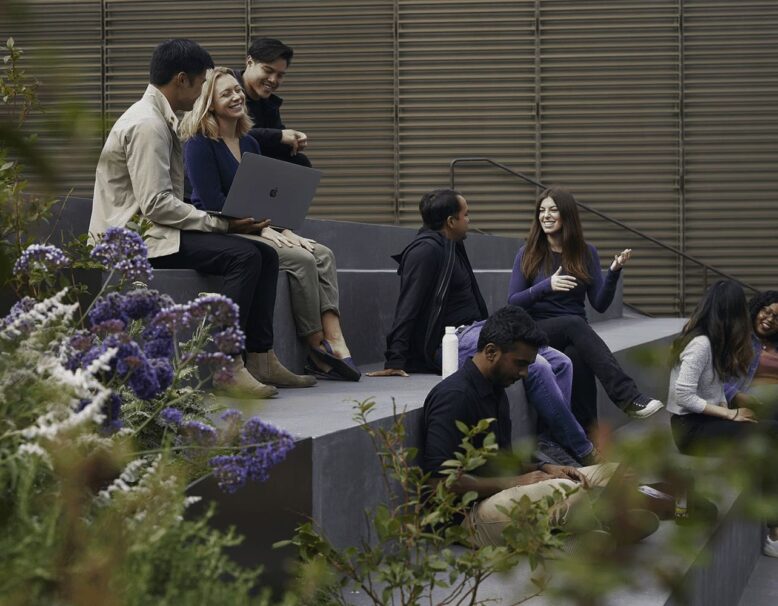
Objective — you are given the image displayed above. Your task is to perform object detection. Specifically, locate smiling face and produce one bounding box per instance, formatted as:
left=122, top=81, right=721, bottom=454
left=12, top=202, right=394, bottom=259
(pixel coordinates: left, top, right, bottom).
left=212, top=74, right=246, bottom=121
left=242, top=57, right=287, bottom=100
left=754, top=303, right=778, bottom=339
left=538, top=196, right=562, bottom=236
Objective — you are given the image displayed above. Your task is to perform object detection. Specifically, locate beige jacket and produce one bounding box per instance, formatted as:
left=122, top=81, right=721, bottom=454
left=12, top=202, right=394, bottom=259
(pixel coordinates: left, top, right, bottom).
left=89, top=85, right=228, bottom=258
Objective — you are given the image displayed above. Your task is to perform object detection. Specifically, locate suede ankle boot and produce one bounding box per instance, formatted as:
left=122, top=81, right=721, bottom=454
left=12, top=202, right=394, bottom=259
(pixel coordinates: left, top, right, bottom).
left=213, top=359, right=278, bottom=399
left=246, top=351, right=316, bottom=388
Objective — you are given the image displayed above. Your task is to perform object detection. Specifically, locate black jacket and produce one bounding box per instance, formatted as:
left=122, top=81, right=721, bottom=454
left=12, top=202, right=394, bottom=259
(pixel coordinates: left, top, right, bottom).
left=233, top=69, right=312, bottom=168
left=384, top=229, right=488, bottom=372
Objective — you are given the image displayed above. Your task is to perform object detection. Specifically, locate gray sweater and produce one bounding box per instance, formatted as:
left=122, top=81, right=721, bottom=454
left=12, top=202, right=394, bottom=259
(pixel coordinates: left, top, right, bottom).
left=667, top=335, right=727, bottom=415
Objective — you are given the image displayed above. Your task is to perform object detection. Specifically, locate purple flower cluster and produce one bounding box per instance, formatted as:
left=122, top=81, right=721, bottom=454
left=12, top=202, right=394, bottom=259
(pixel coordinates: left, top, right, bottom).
left=159, top=406, right=184, bottom=427
left=147, top=293, right=244, bottom=370
left=74, top=333, right=174, bottom=401
left=90, top=227, right=153, bottom=283
left=0, top=297, right=36, bottom=333
left=151, top=294, right=241, bottom=335
left=208, top=417, right=295, bottom=493
left=88, top=289, right=173, bottom=332
left=13, top=244, right=70, bottom=276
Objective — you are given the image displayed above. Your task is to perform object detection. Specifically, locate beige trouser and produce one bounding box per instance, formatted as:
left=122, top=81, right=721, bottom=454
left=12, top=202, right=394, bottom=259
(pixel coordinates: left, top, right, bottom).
left=461, top=463, right=618, bottom=547
left=238, top=235, right=340, bottom=337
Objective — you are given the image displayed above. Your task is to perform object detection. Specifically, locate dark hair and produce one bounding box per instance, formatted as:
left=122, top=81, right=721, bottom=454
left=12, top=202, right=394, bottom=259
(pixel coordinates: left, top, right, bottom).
left=477, top=305, right=548, bottom=352
left=247, top=37, right=294, bottom=65
left=520, top=186, right=591, bottom=283
left=671, top=280, right=754, bottom=379
left=419, top=188, right=463, bottom=231
left=749, top=290, right=778, bottom=345
left=149, top=39, right=213, bottom=86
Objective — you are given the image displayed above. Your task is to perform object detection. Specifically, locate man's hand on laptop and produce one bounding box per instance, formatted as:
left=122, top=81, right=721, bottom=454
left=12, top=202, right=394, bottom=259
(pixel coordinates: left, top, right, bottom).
left=281, top=129, right=308, bottom=155
left=227, top=217, right=271, bottom=235
left=366, top=368, right=409, bottom=378
left=281, top=229, right=316, bottom=252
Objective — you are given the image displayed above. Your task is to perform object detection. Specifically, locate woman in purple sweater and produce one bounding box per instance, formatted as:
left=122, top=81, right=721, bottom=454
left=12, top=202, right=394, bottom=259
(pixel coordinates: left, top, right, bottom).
left=508, top=187, right=663, bottom=429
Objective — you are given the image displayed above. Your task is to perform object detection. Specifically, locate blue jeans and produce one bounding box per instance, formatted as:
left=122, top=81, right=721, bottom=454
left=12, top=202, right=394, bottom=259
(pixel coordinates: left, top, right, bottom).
left=455, top=323, right=593, bottom=460
left=526, top=346, right=594, bottom=460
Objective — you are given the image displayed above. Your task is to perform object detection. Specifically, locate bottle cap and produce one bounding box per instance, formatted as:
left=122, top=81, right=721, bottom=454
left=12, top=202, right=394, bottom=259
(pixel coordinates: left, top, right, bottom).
left=445, top=326, right=456, bottom=334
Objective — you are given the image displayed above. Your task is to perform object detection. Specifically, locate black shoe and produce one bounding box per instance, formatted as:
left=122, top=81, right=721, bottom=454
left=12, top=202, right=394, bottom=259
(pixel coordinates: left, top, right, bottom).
left=623, top=395, right=664, bottom=419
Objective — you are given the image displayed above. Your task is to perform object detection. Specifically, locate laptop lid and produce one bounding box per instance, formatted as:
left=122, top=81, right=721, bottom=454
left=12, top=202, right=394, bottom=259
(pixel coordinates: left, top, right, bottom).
left=219, top=152, right=322, bottom=230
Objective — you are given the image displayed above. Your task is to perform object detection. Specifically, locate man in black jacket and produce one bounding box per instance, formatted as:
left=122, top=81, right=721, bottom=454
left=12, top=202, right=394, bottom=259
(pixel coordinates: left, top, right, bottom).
left=234, top=37, right=311, bottom=167
left=369, top=189, right=488, bottom=376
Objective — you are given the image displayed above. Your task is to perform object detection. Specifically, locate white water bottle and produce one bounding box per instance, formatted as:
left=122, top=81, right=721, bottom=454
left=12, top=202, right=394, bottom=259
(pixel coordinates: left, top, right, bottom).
left=441, top=326, right=459, bottom=379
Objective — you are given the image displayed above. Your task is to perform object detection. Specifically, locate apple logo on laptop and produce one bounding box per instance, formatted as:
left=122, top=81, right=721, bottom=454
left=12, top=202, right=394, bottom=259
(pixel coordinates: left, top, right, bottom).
left=269, top=187, right=278, bottom=198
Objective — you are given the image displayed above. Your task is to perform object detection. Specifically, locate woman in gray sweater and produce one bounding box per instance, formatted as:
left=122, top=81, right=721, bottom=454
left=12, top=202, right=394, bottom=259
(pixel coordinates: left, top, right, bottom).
left=668, top=280, right=778, bottom=556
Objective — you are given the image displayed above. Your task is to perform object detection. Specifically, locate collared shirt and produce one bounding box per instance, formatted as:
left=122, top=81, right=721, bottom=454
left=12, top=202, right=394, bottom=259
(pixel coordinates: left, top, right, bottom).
left=90, top=84, right=227, bottom=258
left=421, top=358, right=512, bottom=477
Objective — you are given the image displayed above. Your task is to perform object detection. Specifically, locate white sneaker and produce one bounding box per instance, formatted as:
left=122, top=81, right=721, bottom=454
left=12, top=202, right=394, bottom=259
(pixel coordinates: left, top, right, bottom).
left=763, top=535, right=778, bottom=558
left=624, top=395, right=664, bottom=419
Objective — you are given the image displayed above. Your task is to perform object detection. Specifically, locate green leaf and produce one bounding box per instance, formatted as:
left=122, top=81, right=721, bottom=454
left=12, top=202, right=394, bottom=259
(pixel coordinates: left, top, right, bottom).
left=7, top=37, right=14, bottom=49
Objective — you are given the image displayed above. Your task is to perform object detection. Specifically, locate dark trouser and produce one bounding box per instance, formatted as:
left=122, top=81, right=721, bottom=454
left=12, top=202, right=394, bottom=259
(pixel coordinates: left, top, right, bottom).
left=671, top=413, right=778, bottom=454
left=671, top=413, right=778, bottom=526
left=534, top=315, right=641, bottom=431
left=150, top=231, right=279, bottom=352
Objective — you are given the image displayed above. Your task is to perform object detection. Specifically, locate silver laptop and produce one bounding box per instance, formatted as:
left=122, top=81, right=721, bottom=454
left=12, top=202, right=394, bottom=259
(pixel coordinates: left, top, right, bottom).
left=210, top=152, right=322, bottom=230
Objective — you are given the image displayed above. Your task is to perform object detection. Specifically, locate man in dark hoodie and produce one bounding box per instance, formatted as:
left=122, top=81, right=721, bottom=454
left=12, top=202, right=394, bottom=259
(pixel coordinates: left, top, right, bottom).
left=369, top=189, right=487, bottom=376
left=368, top=189, right=600, bottom=467
left=234, top=37, right=311, bottom=167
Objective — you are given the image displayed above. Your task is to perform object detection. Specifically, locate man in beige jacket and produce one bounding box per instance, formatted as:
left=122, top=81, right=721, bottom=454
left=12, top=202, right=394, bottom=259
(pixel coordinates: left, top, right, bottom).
left=90, top=39, right=315, bottom=397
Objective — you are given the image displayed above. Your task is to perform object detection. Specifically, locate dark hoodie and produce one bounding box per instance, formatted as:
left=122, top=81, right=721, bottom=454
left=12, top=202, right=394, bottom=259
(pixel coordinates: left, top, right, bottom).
left=384, top=228, right=488, bottom=372
left=233, top=68, right=312, bottom=167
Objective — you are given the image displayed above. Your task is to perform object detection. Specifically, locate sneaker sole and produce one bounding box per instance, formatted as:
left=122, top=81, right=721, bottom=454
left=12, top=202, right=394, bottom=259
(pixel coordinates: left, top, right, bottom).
left=627, top=400, right=664, bottom=419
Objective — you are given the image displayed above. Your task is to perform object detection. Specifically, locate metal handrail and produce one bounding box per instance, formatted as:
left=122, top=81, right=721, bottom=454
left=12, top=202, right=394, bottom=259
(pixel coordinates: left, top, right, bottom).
left=449, top=157, right=760, bottom=314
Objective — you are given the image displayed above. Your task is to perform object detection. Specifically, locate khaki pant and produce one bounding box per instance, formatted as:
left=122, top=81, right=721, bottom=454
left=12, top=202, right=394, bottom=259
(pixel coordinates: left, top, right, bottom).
left=239, top=235, right=339, bottom=337
left=461, top=463, right=618, bottom=547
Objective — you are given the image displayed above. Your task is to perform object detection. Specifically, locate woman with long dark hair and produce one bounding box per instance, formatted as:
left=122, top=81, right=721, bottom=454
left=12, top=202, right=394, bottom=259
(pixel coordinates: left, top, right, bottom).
left=724, top=290, right=778, bottom=408
left=508, top=187, right=663, bottom=429
left=667, top=281, right=778, bottom=556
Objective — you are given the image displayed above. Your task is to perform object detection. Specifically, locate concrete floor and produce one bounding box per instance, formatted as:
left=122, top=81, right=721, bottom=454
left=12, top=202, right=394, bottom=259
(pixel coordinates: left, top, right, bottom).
left=738, top=554, right=778, bottom=606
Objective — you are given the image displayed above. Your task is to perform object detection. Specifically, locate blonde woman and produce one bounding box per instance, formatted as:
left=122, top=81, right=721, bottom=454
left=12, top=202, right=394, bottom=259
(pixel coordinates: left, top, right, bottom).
left=180, top=67, right=360, bottom=381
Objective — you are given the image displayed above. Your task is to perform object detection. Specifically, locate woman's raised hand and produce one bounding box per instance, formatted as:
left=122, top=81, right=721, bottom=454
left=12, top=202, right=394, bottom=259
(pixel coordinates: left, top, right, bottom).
left=611, top=248, right=632, bottom=271
left=261, top=226, right=295, bottom=247
left=550, top=266, right=577, bottom=292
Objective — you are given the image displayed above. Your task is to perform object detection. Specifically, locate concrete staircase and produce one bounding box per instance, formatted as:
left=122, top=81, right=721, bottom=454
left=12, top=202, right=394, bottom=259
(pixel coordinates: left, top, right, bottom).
left=45, top=198, right=759, bottom=604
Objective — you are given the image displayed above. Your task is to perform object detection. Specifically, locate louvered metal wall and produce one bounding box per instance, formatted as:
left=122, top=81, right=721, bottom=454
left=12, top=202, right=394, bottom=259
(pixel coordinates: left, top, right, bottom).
left=396, top=1, right=536, bottom=233
left=1, top=0, right=103, bottom=199
left=104, top=0, right=246, bottom=124
left=682, top=0, right=778, bottom=307
left=250, top=0, right=397, bottom=222
left=537, top=1, right=681, bottom=314
left=4, top=0, right=777, bottom=315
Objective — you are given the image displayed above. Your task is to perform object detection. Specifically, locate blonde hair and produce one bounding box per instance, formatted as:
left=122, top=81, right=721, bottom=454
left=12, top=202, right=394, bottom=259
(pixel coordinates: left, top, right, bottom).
left=179, top=66, right=253, bottom=141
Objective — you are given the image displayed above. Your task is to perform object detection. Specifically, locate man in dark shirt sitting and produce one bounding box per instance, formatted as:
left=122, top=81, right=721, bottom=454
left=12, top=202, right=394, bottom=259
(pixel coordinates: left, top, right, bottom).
left=234, top=37, right=311, bottom=167
left=369, top=188, right=487, bottom=376
left=421, top=306, right=619, bottom=547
